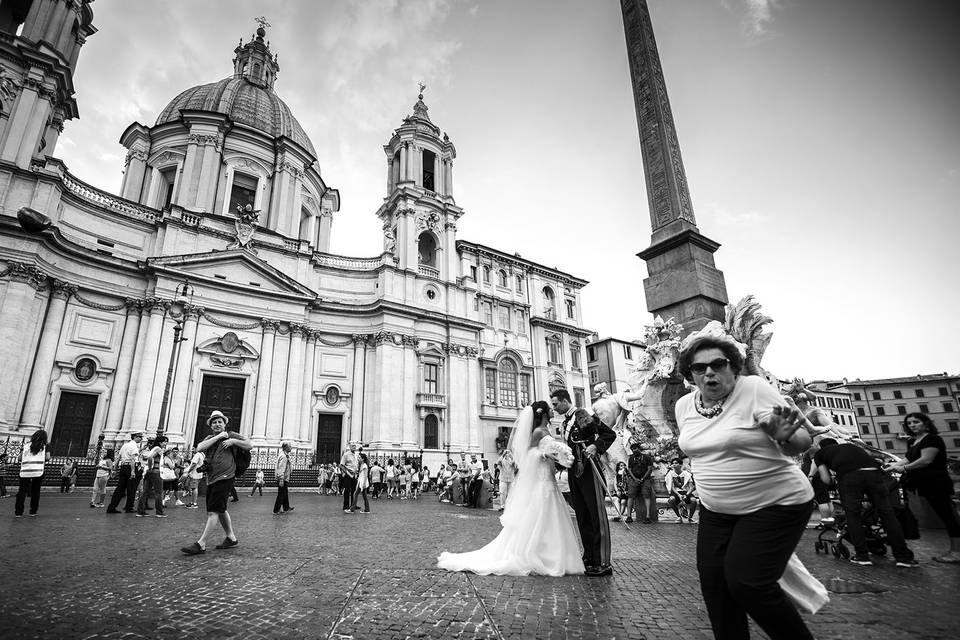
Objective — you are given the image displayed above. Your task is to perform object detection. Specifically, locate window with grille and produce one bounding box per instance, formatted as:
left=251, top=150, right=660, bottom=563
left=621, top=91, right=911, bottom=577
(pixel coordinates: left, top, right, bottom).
left=484, top=369, right=497, bottom=404
left=482, top=301, right=493, bottom=325
left=519, top=375, right=531, bottom=407
left=424, top=363, right=438, bottom=394
left=547, top=336, right=562, bottom=365
left=499, top=305, right=510, bottom=329
left=499, top=360, right=518, bottom=407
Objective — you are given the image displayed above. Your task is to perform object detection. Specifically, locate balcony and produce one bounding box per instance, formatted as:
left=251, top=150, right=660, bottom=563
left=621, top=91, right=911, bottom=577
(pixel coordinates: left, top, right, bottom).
left=417, top=392, right=446, bottom=408
left=418, top=265, right=440, bottom=278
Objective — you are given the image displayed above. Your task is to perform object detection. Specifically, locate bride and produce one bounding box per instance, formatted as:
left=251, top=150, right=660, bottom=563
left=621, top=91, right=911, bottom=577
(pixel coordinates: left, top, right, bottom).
left=437, top=400, right=585, bottom=576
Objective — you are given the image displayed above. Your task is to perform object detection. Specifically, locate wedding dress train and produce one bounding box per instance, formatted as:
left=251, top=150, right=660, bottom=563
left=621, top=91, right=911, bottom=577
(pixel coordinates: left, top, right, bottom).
left=437, top=438, right=584, bottom=576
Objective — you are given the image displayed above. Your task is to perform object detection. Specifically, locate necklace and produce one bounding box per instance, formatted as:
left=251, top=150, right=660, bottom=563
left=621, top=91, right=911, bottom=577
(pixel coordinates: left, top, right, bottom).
left=695, top=392, right=726, bottom=418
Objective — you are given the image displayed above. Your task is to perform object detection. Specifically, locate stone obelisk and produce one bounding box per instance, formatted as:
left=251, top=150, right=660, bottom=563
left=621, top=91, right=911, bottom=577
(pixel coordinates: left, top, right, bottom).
left=620, top=0, right=729, bottom=334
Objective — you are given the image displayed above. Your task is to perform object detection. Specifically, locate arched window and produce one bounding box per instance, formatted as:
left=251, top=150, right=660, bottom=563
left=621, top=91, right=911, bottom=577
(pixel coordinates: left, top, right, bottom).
left=542, top=287, right=556, bottom=319
left=418, top=232, right=437, bottom=267
left=482, top=265, right=491, bottom=283
left=424, top=414, right=439, bottom=449
left=498, top=359, right=518, bottom=407
left=569, top=341, right=582, bottom=370
left=516, top=275, right=523, bottom=293
left=497, top=269, right=508, bottom=287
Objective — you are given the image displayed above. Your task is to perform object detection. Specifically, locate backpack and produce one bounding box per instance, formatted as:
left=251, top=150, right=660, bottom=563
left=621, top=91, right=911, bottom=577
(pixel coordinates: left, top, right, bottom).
left=233, top=447, right=252, bottom=478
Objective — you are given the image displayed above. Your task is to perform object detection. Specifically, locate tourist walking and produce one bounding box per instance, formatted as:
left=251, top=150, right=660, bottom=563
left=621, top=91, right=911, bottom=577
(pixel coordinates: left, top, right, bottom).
left=353, top=452, right=371, bottom=513
left=137, top=435, right=167, bottom=518
left=90, top=450, right=114, bottom=507
left=340, top=442, right=359, bottom=512
left=15, top=430, right=51, bottom=517
left=60, top=458, right=78, bottom=493
left=676, top=326, right=816, bottom=640
left=625, top=442, right=654, bottom=523
left=106, top=431, right=143, bottom=513
left=251, top=469, right=265, bottom=497
left=180, top=410, right=252, bottom=555
left=273, top=443, right=294, bottom=515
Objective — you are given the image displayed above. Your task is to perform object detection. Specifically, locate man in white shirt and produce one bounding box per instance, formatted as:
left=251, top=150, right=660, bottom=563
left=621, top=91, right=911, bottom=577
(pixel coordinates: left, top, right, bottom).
left=467, top=455, right=485, bottom=508
left=496, top=449, right=517, bottom=511
left=106, top=431, right=143, bottom=513
left=339, top=442, right=359, bottom=513
left=273, top=442, right=293, bottom=515
left=664, top=458, right=698, bottom=523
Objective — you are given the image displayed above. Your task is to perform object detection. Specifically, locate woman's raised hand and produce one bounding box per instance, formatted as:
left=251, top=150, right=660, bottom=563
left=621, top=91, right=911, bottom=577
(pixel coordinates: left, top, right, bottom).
left=754, top=405, right=805, bottom=444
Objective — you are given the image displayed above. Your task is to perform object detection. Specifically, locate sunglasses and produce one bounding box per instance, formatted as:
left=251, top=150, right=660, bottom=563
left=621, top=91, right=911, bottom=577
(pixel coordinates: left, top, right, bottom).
left=690, top=358, right=730, bottom=375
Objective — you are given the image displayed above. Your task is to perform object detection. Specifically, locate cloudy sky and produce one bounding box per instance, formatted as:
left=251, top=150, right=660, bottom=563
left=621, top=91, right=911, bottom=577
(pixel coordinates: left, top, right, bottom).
left=57, top=0, right=959, bottom=382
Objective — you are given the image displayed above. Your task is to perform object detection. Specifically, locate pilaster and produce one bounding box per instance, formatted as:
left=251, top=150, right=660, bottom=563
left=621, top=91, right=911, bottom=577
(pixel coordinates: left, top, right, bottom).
left=251, top=319, right=278, bottom=440
left=20, top=279, right=75, bottom=428
left=281, top=322, right=306, bottom=442
left=103, top=299, right=142, bottom=439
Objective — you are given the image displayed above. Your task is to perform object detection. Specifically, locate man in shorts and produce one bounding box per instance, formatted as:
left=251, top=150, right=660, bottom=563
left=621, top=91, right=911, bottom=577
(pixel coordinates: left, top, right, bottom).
left=180, top=410, right=252, bottom=555
left=665, top=458, right=698, bottom=523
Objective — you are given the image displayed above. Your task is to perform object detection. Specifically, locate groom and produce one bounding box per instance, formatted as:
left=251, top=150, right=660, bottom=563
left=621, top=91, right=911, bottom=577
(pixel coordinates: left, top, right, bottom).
left=550, top=389, right=617, bottom=577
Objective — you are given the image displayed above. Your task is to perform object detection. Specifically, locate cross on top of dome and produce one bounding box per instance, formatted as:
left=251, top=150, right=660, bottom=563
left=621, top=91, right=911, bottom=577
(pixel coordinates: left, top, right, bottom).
left=233, top=16, right=279, bottom=89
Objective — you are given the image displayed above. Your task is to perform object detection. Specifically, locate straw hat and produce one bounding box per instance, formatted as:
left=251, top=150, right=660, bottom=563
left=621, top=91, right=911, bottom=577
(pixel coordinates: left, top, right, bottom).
left=206, top=410, right=230, bottom=426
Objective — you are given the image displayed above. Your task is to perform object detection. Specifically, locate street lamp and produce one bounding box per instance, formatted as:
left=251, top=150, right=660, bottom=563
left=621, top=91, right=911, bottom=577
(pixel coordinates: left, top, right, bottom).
left=155, top=280, right=193, bottom=440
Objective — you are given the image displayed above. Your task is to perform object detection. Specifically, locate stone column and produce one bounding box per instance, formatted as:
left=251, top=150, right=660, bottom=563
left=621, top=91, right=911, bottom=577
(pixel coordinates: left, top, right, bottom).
left=299, top=330, right=317, bottom=444
left=317, top=210, right=333, bottom=253
left=129, top=299, right=166, bottom=430
left=399, top=144, right=408, bottom=182
left=265, top=326, right=290, bottom=442
left=120, top=299, right=154, bottom=432
left=349, top=335, right=368, bottom=444
left=164, top=305, right=203, bottom=443
left=251, top=319, right=277, bottom=440
left=281, top=323, right=306, bottom=442
left=20, top=279, right=75, bottom=428
left=0, top=263, right=48, bottom=425
left=103, top=300, right=142, bottom=439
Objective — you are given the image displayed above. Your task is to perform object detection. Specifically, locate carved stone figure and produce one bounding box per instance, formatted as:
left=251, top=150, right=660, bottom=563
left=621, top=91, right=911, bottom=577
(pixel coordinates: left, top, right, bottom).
left=229, top=203, right=260, bottom=249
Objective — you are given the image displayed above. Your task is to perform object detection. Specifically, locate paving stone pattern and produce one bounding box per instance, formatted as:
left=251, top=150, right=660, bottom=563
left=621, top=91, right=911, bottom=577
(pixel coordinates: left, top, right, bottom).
left=0, top=492, right=957, bottom=639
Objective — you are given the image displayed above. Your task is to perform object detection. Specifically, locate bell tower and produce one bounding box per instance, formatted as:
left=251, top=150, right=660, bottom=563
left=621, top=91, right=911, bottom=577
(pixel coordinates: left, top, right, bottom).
left=0, top=0, right=97, bottom=168
left=376, top=86, right=462, bottom=281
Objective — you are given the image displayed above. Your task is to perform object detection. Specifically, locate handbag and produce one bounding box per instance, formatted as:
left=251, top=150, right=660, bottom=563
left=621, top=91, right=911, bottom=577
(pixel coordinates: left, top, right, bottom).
left=160, top=465, right=176, bottom=481
left=778, top=554, right=829, bottom=614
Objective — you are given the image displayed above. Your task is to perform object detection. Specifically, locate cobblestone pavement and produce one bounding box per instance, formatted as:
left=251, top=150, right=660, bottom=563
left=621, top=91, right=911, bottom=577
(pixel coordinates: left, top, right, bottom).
left=0, top=491, right=957, bottom=639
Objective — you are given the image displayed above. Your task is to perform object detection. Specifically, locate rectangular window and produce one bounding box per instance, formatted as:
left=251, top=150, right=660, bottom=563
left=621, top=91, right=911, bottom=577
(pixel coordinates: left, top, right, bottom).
left=573, top=387, right=585, bottom=409
left=857, top=407, right=865, bottom=416
left=876, top=406, right=886, bottom=416
left=827, top=397, right=836, bottom=408
left=519, top=375, right=531, bottom=407
left=565, top=299, right=575, bottom=319
left=915, top=388, right=925, bottom=398
left=893, top=390, right=902, bottom=399
left=587, top=346, right=596, bottom=362
left=939, top=386, right=948, bottom=396
left=158, top=167, right=177, bottom=209
left=948, top=421, right=958, bottom=432
left=897, top=405, right=906, bottom=415
left=871, top=392, right=881, bottom=401
left=547, top=339, right=561, bottom=365
left=470, top=265, right=477, bottom=281
left=499, top=370, right=518, bottom=408
left=423, top=363, right=438, bottom=394
left=919, top=403, right=929, bottom=414
left=853, top=392, right=862, bottom=401
left=229, top=171, right=258, bottom=212
left=422, top=149, right=436, bottom=191
left=484, top=369, right=497, bottom=404
left=843, top=398, right=851, bottom=409
left=570, top=345, right=581, bottom=371
left=516, top=309, right=527, bottom=335
left=861, top=424, right=870, bottom=434
left=482, top=301, right=493, bottom=325
left=589, top=369, right=598, bottom=384
left=944, top=402, right=954, bottom=412
left=516, top=275, right=523, bottom=293
left=424, top=418, right=439, bottom=449
left=498, top=305, right=510, bottom=330
left=623, top=345, right=633, bottom=360
left=880, top=423, right=890, bottom=434
left=954, top=439, right=960, bottom=448
left=884, top=441, right=894, bottom=450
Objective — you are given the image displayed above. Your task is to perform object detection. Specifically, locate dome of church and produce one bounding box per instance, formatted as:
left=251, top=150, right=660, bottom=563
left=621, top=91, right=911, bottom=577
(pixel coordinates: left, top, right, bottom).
left=155, top=77, right=316, bottom=157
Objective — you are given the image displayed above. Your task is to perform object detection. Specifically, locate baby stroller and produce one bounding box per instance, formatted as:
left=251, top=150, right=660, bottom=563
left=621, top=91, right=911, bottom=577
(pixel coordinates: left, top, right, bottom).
left=814, top=470, right=906, bottom=560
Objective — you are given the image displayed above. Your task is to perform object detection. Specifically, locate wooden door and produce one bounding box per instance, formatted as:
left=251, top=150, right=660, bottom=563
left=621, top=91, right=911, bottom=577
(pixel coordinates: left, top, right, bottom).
left=193, top=375, right=245, bottom=446
left=50, top=392, right=98, bottom=457
left=316, top=413, right=343, bottom=464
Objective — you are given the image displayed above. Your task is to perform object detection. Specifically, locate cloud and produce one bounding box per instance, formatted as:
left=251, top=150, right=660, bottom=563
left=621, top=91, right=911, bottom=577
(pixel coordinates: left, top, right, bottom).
left=700, top=202, right=768, bottom=226
left=722, top=0, right=782, bottom=43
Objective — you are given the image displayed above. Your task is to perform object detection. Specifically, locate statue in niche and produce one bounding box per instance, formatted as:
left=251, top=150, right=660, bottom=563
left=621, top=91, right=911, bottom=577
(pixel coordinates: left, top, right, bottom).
left=383, top=228, right=396, bottom=254
left=229, top=203, right=261, bottom=249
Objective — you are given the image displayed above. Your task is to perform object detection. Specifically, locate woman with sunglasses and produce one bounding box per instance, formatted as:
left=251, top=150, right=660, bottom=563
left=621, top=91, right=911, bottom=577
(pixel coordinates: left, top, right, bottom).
left=676, top=327, right=814, bottom=640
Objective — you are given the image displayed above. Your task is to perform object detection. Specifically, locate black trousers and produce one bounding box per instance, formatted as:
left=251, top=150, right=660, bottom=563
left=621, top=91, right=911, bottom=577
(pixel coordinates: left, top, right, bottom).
left=137, top=471, right=164, bottom=515
left=468, top=478, right=484, bottom=507
left=273, top=481, right=290, bottom=513
left=107, top=465, right=137, bottom=511
left=697, top=503, right=813, bottom=640
left=250, top=483, right=263, bottom=496
left=921, top=490, right=960, bottom=537
left=341, top=475, right=357, bottom=510
left=15, top=476, right=44, bottom=515
left=838, top=469, right=912, bottom=561
left=568, top=458, right=611, bottom=568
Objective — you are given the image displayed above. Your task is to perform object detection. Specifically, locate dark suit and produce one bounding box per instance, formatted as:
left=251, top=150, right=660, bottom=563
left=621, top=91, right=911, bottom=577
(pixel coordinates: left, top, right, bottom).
left=563, top=410, right=617, bottom=569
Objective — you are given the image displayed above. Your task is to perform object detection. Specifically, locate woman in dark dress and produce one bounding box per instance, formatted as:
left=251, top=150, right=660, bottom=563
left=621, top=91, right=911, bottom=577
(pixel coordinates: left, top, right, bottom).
left=887, top=413, right=959, bottom=563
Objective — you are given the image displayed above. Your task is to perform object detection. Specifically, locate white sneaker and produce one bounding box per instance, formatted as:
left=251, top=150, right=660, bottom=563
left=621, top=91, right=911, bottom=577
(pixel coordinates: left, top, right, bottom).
left=175, top=500, right=185, bottom=506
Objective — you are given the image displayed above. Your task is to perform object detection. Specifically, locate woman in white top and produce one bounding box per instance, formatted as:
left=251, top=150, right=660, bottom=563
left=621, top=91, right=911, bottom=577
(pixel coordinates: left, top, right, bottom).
left=353, top=453, right=371, bottom=513
left=15, top=430, right=51, bottom=517
left=385, top=460, right=397, bottom=499
left=676, top=327, right=813, bottom=640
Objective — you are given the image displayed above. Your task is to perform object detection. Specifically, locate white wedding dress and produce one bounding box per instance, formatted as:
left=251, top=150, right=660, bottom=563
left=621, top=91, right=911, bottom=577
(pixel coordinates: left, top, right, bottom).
left=437, top=436, right=585, bottom=576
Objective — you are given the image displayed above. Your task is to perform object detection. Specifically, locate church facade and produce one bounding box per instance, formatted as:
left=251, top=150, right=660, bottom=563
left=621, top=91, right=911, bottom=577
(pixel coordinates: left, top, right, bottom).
left=0, top=3, right=592, bottom=467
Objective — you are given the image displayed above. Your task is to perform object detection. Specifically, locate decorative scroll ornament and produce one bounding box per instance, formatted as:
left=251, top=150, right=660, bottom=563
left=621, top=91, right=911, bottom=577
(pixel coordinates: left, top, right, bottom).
left=211, top=355, right=242, bottom=369
left=0, top=67, right=21, bottom=102
left=228, top=203, right=260, bottom=249
left=205, top=313, right=262, bottom=331
left=416, top=212, right=441, bottom=233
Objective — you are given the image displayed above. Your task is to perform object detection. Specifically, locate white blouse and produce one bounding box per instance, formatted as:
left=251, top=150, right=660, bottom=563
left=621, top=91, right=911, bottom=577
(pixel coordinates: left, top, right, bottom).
left=677, top=376, right=813, bottom=515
